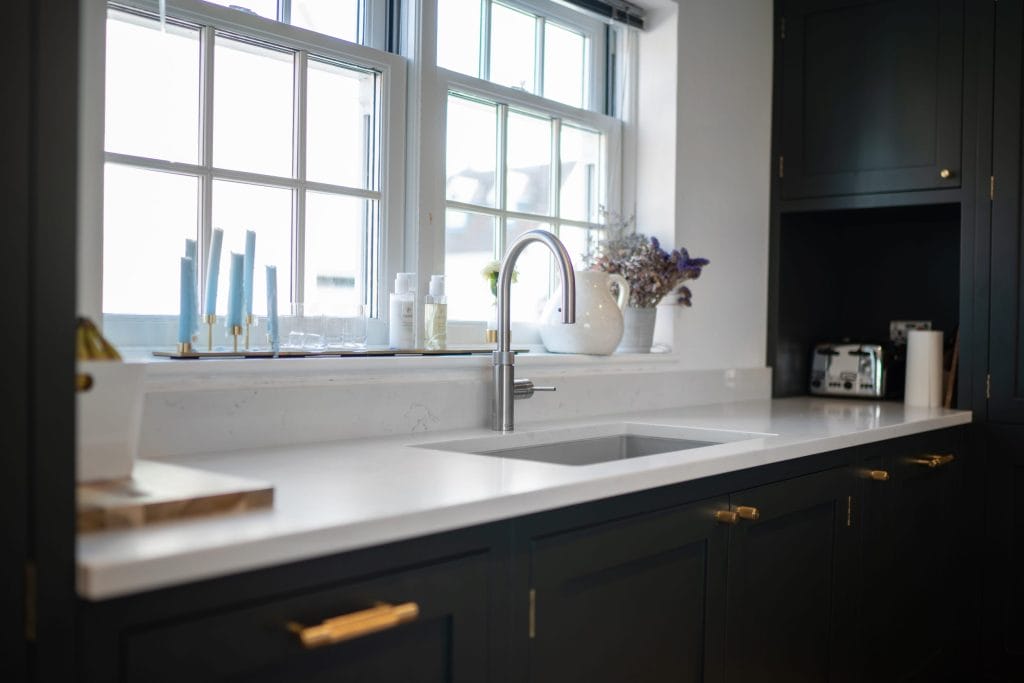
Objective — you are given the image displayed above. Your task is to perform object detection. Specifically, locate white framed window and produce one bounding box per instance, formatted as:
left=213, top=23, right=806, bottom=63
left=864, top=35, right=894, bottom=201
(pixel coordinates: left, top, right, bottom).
left=99, top=0, right=404, bottom=347
left=434, top=0, right=622, bottom=323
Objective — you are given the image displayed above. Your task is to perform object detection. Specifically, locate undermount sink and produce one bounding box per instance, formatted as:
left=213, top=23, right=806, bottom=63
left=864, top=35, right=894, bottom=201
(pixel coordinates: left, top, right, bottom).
left=419, top=423, right=769, bottom=467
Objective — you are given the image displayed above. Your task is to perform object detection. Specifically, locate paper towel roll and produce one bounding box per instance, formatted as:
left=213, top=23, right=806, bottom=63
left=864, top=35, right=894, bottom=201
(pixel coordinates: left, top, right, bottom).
left=905, top=330, right=944, bottom=407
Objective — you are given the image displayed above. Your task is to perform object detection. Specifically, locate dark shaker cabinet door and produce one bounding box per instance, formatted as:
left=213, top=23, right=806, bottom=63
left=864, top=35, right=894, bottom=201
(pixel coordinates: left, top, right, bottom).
left=860, top=432, right=964, bottom=682
left=723, top=468, right=857, bottom=683
left=780, top=0, right=964, bottom=198
left=990, top=0, right=1024, bottom=423
left=528, top=499, right=728, bottom=683
left=121, top=553, right=489, bottom=683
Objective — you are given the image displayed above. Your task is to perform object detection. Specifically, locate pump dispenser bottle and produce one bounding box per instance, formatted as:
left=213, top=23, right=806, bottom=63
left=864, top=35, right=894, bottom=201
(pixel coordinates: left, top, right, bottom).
left=389, top=272, right=416, bottom=349
left=424, top=274, right=448, bottom=349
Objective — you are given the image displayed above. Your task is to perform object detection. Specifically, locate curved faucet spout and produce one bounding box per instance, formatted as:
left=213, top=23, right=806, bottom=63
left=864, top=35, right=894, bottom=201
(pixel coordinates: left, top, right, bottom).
left=493, top=229, right=576, bottom=432
left=497, top=230, right=576, bottom=353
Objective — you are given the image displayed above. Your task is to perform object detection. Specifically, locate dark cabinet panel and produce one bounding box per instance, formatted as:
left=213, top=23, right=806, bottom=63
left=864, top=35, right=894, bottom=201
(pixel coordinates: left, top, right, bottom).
left=723, top=468, right=857, bottom=683
left=984, top=425, right=1024, bottom=678
left=121, top=553, right=489, bottom=683
left=859, top=430, right=965, bottom=682
left=527, top=498, right=728, bottom=683
left=990, top=0, right=1024, bottom=423
left=779, top=0, right=964, bottom=198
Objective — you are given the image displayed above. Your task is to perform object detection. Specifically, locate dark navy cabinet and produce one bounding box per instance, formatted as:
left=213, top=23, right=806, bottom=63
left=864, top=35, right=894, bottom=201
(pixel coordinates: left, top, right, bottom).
left=778, top=0, right=964, bottom=199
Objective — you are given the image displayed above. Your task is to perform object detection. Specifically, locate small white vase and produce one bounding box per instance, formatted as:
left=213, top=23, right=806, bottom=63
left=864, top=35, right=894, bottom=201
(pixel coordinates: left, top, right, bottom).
left=539, top=270, right=630, bottom=355
left=616, top=306, right=657, bottom=353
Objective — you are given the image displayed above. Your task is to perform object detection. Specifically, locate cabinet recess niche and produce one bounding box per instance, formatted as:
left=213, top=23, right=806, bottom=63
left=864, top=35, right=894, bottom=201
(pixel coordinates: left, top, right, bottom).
left=771, top=204, right=960, bottom=397
left=779, top=0, right=964, bottom=198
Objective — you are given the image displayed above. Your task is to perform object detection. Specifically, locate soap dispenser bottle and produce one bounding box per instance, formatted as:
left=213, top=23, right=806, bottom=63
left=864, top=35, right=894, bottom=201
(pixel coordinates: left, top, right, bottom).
left=388, top=272, right=416, bottom=349
left=424, top=274, right=447, bottom=350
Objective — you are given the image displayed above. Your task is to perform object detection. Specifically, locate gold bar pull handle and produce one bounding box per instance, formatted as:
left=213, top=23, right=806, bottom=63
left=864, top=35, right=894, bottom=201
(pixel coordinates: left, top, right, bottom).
left=288, top=602, right=420, bottom=649
left=868, top=470, right=890, bottom=481
left=736, top=506, right=760, bottom=521
left=714, top=510, right=739, bottom=525
left=910, top=454, right=956, bottom=468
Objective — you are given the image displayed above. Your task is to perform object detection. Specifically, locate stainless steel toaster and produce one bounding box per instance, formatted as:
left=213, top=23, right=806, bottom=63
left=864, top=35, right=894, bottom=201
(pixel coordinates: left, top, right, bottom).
left=810, top=343, right=886, bottom=398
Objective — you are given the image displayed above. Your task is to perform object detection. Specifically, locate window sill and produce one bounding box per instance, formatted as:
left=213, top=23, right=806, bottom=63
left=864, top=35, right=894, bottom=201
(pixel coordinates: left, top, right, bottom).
left=117, top=345, right=684, bottom=393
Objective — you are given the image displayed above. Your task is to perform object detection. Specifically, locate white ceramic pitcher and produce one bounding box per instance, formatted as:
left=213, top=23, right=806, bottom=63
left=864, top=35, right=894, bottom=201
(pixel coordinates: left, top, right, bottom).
left=539, top=270, right=630, bottom=355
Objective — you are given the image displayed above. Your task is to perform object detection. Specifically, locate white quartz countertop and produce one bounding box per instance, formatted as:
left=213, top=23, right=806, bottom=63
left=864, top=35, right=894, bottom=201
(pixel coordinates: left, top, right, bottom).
left=77, top=397, right=971, bottom=600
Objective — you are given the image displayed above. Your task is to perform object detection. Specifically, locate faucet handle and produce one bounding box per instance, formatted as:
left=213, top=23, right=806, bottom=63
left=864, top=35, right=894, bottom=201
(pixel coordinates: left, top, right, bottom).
left=513, top=378, right=556, bottom=400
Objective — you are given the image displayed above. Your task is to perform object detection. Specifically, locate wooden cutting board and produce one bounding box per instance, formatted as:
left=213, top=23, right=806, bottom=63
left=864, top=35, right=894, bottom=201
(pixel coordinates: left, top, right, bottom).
left=78, top=460, right=273, bottom=533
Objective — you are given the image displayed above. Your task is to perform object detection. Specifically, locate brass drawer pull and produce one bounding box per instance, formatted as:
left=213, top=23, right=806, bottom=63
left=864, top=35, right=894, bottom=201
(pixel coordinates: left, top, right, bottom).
left=288, top=602, right=420, bottom=648
left=910, top=454, right=956, bottom=468
left=76, top=373, right=94, bottom=392
left=736, top=506, right=760, bottom=521
left=869, top=470, right=890, bottom=481
left=714, top=510, right=739, bottom=525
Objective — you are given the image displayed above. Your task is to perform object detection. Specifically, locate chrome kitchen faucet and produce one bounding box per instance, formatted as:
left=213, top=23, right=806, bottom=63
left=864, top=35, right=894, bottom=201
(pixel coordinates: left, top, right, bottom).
left=492, top=230, right=576, bottom=432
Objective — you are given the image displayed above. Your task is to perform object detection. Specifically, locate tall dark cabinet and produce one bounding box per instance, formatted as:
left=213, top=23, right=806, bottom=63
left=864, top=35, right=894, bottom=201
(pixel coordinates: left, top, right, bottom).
left=778, top=0, right=964, bottom=199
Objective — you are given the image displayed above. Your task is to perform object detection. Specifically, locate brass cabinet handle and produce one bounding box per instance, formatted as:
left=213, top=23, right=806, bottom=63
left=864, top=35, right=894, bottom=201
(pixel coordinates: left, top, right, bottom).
left=939, top=168, right=952, bottom=179
left=76, top=373, right=94, bottom=392
left=714, top=510, right=739, bottom=525
left=736, top=506, right=760, bottom=521
left=868, top=470, right=890, bottom=481
left=287, top=602, right=420, bottom=649
left=910, top=453, right=956, bottom=468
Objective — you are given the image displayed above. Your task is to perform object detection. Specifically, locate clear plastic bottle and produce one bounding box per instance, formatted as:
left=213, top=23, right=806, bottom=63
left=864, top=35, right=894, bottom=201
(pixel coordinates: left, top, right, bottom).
left=424, top=274, right=448, bottom=350
left=388, top=272, right=416, bottom=349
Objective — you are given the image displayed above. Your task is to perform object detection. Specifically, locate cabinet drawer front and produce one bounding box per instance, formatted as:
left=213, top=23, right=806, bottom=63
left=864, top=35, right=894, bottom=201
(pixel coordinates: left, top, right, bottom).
left=123, top=553, right=489, bottom=683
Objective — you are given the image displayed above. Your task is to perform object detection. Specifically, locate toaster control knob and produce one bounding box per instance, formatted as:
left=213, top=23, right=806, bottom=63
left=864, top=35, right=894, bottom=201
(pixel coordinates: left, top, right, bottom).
left=843, top=381, right=853, bottom=390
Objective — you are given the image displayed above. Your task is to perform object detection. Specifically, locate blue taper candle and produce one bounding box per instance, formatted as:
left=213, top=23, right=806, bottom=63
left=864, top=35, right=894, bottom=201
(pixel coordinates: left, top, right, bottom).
left=204, top=228, right=223, bottom=316
left=226, top=252, right=244, bottom=329
left=266, top=265, right=279, bottom=350
left=178, top=257, right=194, bottom=344
left=243, top=230, right=256, bottom=318
left=185, top=238, right=199, bottom=334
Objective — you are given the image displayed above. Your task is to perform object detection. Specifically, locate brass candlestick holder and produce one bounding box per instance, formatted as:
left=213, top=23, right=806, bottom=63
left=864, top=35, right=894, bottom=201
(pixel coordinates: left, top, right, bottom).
left=245, top=314, right=254, bottom=350
left=204, top=314, right=216, bottom=351
left=230, top=324, right=242, bottom=353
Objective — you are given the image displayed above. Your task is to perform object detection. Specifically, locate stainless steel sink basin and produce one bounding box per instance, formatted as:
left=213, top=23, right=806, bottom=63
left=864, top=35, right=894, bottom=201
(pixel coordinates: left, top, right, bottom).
left=419, top=423, right=769, bottom=467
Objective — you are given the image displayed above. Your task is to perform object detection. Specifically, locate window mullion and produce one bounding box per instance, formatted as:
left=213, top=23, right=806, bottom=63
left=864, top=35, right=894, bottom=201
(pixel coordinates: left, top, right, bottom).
left=535, top=15, right=545, bottom=98
left=199, top=24, right=216, bottom=314
left=480, top=0, right=492, bottom=81
left=496, top=102, right=509, bottom=259
left=293, top=49, right=308, bottom=305
left=550, top=116, right=561, bottom=290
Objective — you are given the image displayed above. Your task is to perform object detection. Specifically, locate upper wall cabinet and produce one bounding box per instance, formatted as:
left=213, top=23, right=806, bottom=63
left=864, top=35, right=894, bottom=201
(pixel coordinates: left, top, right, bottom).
left=990, top=0, right=1024, bottom=424
left=779, top=0, right=964, bottom=199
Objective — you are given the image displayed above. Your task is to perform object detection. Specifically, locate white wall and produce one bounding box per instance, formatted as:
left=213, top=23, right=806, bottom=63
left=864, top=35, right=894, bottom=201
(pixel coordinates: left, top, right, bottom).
left=639, top=0, right=773, bottom=370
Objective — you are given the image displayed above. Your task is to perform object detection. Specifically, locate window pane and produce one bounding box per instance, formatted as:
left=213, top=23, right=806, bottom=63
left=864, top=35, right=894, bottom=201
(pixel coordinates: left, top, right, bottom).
left=290, top=0, right=360, bottom=42
left=202, top=0, right=278, bottom=20
left=105, top=11, right=200, bottom=163
left=507, top=111, right=552, bottom=215
left=559, top=225, right=603, bottom=271
left=211, top=180, right=293, bottom=316
left=305, top=192, right=370, bottom=312
left=446, top=95, right=498, bottom=207
left=490, top=3, right=537, bottom=93
left=544, top=23, right=586, bottom=108
left=506, top=219, right=553, bottom=322
left=445, top=210, right=496, bottom=320
left=214, top=37, right=294, bottom=177
left=438, top=0, right=481, bottom=77
left=307, top=59, right=376, bottom=189
left=103, top=165, right=198, bottom=315
left=559, top=125, right=602, bottom=222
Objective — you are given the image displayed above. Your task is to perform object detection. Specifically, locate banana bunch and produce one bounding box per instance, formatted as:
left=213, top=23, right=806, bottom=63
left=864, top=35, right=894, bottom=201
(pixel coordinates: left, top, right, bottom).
left=76, top=317, right=122, bottom=362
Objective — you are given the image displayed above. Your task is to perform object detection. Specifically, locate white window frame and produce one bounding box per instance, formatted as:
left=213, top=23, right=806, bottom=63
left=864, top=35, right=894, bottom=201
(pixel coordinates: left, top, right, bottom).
left=89, top=0, right=406, bottom=345
left=412, top=0, right=623, bottom=329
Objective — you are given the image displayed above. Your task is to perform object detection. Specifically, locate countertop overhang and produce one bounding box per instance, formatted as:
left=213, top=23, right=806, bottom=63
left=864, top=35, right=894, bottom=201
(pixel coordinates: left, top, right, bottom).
left=77, top=397, right=971, bottom=600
